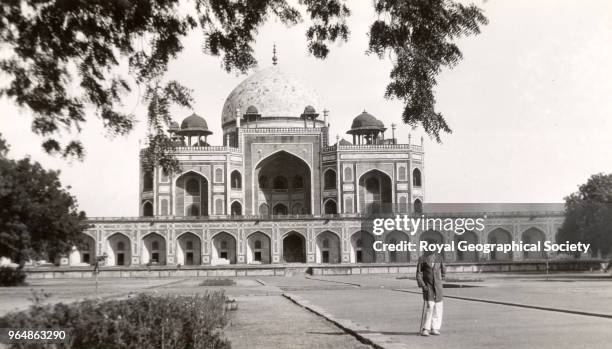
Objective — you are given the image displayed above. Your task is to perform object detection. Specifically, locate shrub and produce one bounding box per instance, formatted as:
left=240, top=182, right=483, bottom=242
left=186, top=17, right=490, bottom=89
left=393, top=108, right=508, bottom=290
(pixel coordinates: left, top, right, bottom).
left=199, top=278, right=236, bottom=286
left=0, top=267, right=27, bottom=286
left=0, top=292, right=231, bottom=349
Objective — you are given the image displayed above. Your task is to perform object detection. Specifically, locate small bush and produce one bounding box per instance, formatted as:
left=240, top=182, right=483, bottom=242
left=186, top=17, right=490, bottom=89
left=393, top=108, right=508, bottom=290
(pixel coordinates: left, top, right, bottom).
left=199, top=278, right=236, bottom=286
left=0, top=267, right=27, bottom=286
left=0, top=292, right=231, bottom=349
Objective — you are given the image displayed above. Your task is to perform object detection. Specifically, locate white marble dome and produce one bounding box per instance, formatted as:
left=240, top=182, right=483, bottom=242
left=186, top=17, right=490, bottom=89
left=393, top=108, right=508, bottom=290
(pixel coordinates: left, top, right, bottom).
left=221, top=66, right=324, bottom=124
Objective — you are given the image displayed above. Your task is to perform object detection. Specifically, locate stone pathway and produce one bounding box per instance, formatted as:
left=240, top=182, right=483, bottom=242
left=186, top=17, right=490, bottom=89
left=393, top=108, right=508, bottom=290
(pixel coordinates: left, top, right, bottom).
left=224, top=295, right=372, bottom=349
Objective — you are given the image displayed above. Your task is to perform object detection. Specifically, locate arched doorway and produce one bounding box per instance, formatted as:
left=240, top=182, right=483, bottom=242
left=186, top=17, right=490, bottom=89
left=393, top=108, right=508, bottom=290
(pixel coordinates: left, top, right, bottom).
left=141, top=233, right=166, bottom=265
left=255, top=151, right=311, bottom=215
left=455, top=231, right=478, bottom=262
left=316, top=231, right=341, bottom=263
left=522, top=227, right=547, bottom=259
left=230, top=201, right=242, bottom=216
left=282, top=231, right=306, bottom=263
left=176, top=232, right=201, bottom=266
left=106, top=233, right=131, bottom=266
left=350, top=231, right=376, bottom=263
left=358, top=170, right=392, bottom=214
left=324, top=199, right=337, bottom=214
left=175, top=171, right=208, bottom=216
left=488, top=228, right=513, bottom=261
left=142, top=201, right=153, bottom=217
left=212, top=232, right=237, bottom=264
left=230, top=170, right=241, bottom=189
left=324, top=169, right=336, bottom=189
left=246, top=232, right=271, bottom=264
left=273, top=203, right=288, bottom=215
left=385, top=231, right=410, bottom=263
left=413, top=199, right=423, bottom=214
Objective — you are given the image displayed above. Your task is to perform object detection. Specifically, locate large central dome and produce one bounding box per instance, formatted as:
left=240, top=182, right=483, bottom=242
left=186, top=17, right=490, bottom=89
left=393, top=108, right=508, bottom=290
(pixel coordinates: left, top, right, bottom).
left=221, top=66, right=324, bottom=124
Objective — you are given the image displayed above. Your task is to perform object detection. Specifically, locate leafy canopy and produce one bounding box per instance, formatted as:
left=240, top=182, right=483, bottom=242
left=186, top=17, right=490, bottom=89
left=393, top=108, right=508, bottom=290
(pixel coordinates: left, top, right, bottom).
left=0, top=0, right=486, bottom=171
left=0, top=134, right=87, bottom=265
left=557, top=173, right=612, bottom=257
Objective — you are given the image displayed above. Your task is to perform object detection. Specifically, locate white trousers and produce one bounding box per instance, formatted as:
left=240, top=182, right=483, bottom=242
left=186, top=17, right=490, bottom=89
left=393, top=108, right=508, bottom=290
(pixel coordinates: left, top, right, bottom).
left=423, top=301, right=443, bottom=331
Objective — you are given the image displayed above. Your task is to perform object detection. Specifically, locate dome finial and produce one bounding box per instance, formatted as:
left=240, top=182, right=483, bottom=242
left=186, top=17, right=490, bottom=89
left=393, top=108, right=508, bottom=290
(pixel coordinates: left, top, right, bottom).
left=272, top=43, right=278, bottom=66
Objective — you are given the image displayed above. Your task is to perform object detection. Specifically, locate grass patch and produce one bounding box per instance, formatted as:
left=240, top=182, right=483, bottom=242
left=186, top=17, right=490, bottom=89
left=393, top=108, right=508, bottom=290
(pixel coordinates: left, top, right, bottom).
left=0, top=292, right=230, bottom=348
left=199, top=278, right=236, bottom=286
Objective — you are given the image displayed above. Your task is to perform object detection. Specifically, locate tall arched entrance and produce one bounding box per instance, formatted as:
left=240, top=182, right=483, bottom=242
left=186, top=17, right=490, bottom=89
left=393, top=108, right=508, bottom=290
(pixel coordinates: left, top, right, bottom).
left=255, top=151, right=311, bottom=215
left=455, top=231, right=478, bottom=262
left=358, top=170, right=392, bottom=214
left=246, top=232, right=271, bottom=264
left=522, top=227, right=547, bottom=260
left=141, top=233, right=166, bottom=265
left=282, top=231, right=306, bottom=263
left=350, top=231, right=376, bottom=263
left=385, top=231, right=410, bottom=263
left=176, top=232, right=201, bottom=266
left=315, top=231, right=341, bottom=263
left=211, top=232, right=237, bottom=264
left=488, top=228, right=513, bottom=261
left=106, top=233, right=131, bottom=266
left=175, top=172, right=208, bottom=216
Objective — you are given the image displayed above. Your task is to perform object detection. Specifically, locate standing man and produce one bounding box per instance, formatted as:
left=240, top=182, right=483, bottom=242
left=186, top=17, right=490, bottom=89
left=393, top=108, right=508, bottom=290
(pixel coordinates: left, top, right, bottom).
left=416, top=248, right=445, bottom=336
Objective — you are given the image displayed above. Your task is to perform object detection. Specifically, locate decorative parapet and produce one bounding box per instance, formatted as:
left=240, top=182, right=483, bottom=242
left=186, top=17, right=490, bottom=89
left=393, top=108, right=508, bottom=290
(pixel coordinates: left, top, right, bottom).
left=139, top=146, right=241, bottom=155
left=322, top=143, right=423, bottom=153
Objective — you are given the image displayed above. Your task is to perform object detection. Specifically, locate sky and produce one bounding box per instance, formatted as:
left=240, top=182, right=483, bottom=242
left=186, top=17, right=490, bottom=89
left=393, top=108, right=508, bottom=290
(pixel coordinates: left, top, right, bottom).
left=1, top=0, right=611, bottom=217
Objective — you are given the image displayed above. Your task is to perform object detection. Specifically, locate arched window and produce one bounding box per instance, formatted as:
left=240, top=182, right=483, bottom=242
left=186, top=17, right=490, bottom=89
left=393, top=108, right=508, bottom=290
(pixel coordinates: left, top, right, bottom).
left=231, top=201, right=242, bottom=216
left=292, top=175, right=304, bottom=189
left=143, top=201, right=153, bottom=216
left=273, top=204, right=288, bottom=215
left=413, top=168, right=422, bottom=187
left=254, top=240, right=262, bottom=249
left=343, top=166, right=353, bottom=182
left=259, top=176, right=268, bottom=189
left=292, top=203, right=302, bottom=215
left=221, top=240, right=228, bottom=249
left=231, top=171, right=241, bottom=189
left=186, top=240, right=193, bottom=250
left=324, top=169, right=337, bottom=189
left=259, top=203, right=269, bottom=215
left=215, top=168, right=223, bottom=183
left=414, top=199, right=423, bottom=214
left=143, top=170, right=153, bottom=191
left=273, top=176, right=288, bottom=190
left=322, top=239, right=329, bottom=248
left=186, top=178, right=199, bottom=196
left=324, top=200, right=337, bottom=214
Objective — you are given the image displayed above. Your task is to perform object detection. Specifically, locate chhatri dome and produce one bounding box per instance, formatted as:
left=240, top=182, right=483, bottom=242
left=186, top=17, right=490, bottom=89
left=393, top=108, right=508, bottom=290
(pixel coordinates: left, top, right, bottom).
left=221, top=65, right=324, bottom=125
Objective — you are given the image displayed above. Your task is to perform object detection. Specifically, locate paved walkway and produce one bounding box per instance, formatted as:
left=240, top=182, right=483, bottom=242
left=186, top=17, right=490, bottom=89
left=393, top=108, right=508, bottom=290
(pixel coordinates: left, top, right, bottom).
left=224, top=295, right=371, bottom=349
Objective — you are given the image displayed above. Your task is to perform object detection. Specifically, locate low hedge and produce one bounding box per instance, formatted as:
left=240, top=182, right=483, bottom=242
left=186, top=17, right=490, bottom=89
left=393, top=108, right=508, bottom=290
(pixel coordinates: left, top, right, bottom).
left=0, top=266, right=27, bottom=286
left=0, top=292, right=231, bottom=349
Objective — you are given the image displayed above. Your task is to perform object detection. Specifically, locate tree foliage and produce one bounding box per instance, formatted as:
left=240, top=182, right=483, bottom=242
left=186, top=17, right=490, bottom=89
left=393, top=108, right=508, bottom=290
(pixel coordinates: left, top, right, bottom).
left=1, top=0, right=486, bottom=171
left=557, top=173, right=612, bottom=257
left=0, top=134, right=87, bottom=265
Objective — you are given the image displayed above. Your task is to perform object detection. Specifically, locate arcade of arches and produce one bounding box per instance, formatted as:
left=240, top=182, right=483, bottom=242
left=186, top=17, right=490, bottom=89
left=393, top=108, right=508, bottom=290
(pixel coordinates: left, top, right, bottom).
left=71, top=224, right=558, bottom=267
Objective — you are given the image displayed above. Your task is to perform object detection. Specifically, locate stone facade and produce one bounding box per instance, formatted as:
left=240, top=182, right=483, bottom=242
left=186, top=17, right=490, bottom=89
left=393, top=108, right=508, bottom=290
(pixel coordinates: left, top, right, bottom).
left=67, top=65, right=565, bottom=267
